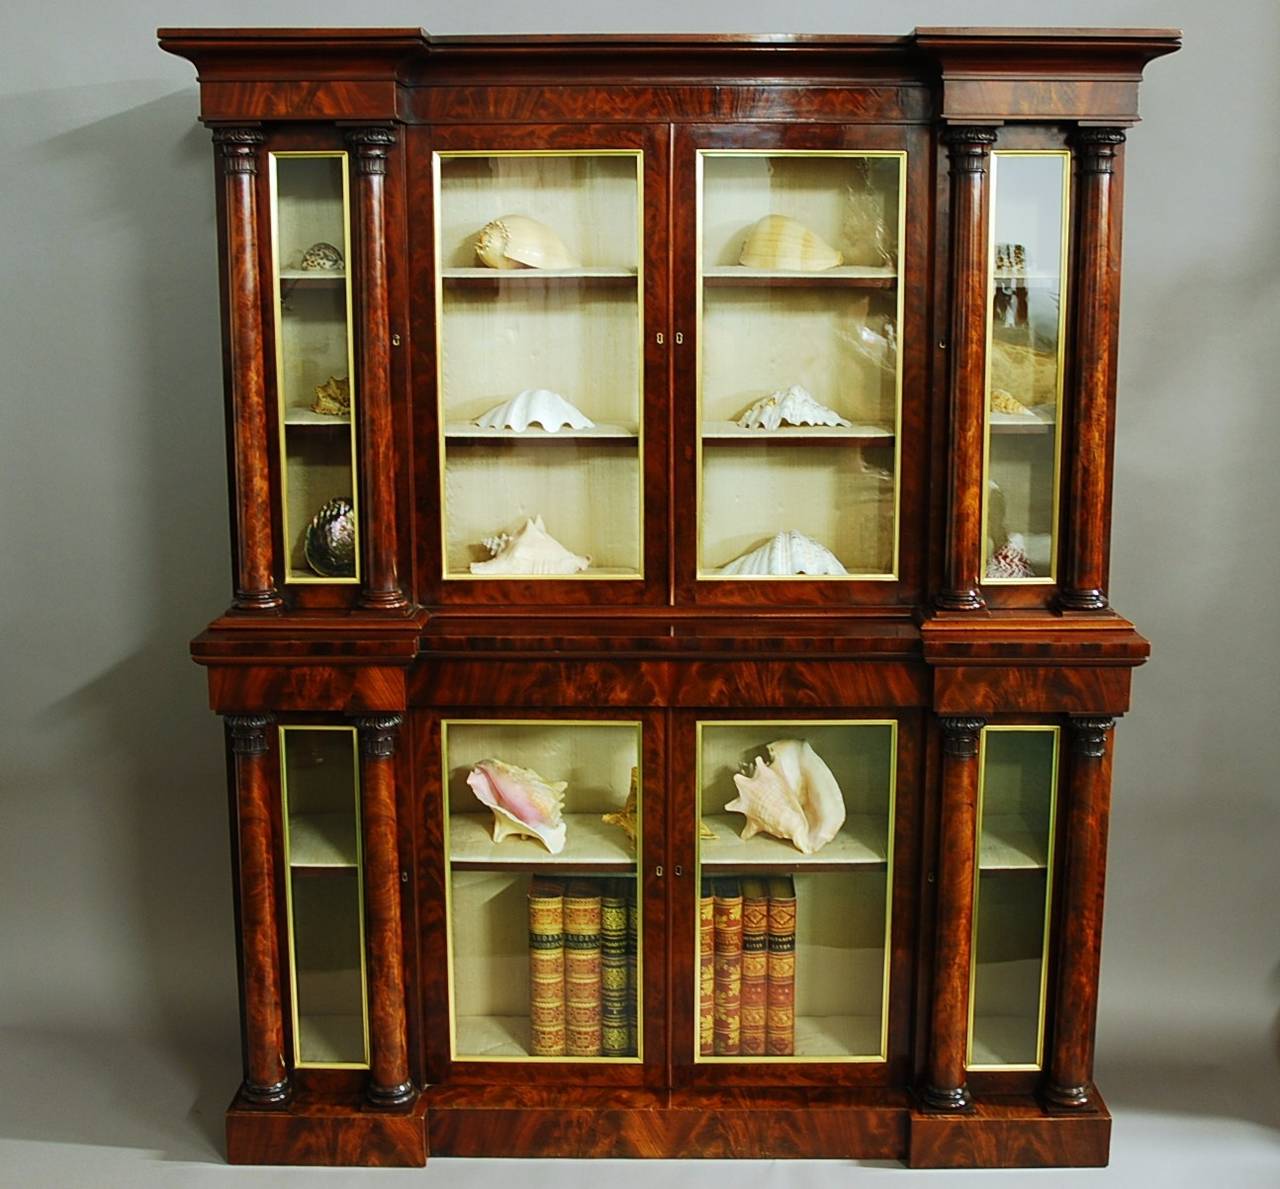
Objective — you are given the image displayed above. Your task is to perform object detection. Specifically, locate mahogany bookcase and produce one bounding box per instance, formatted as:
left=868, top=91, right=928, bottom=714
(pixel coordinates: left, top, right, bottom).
left=160, top=25, right=1178, bottom=1168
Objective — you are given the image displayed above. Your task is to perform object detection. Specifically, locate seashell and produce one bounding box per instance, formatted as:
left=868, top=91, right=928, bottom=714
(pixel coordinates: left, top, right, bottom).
left=601, top=766, right=639, bottom=850
left=990, top=340, right=1058, bottom=407
left=471, top=515, right=590, bottom=576
left=726, top=739, right=846, bottom=855
left=736, top=384, right=852, bottom=431
left=310, top=374, right=350, bottom=417
left=466, top=758, right=567, bottom=854
left=476, top=214, right=577, bottom=270
left=990, top=387, right=1033, bottom=417
left=299, top=241, right=343, bottom=271
left=987, top=532, right=1037, bottom=579
left=304, top=497, right=355, bottom=577
left=474, top=389, right=595, bottom=433
left=739, top=214, right=842, bottom=271
left=720, top=530, right=847, bottom=577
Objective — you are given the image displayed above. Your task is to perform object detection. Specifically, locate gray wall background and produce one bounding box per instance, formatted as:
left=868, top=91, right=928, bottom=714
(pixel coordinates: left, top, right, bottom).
left=1, top=0, right=1277, bottom=1180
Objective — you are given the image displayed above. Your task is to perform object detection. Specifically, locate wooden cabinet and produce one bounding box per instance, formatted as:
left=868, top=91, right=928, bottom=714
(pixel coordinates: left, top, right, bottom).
left=161, top=25, right=1179, bottom=1168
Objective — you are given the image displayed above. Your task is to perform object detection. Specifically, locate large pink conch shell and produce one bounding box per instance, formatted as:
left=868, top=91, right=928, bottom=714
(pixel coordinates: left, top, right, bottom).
left=725, top=739, right=846, bottom=855
left=466, top=758, right=567, bottom=854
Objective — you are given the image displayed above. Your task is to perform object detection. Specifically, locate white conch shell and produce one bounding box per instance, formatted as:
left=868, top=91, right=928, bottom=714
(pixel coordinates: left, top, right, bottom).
left=736, top=384, right=852, bottom=431
left=471, top=515, right=590, bottom=575
left=466, top=758, right=567, bottom=854
left=476, top=214, right=577, bottom=270
left=720, top=530, right=848, bottom=577
left=474, top=389, right=595, bottom=433
left=739, top=214, right=842, bottom=271
left=726, top=739, right=846, bottom=855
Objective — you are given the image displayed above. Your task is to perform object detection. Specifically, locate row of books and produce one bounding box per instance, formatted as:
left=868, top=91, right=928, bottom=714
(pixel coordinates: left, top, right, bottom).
left=701, top=876, right=796, bottom=1056
left=527, top=876, right=638, bottom=1057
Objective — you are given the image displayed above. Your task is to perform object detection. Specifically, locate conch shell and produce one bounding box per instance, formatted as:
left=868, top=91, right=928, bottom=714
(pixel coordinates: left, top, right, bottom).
left=726, top=739, right=846, bottom=855
left=739, top=214, right=842, bottom=271
left=720, top=530, right=847, bottom=577
left=474, top=389, right=594, bottom=433
left=466, top=758, right=567, bottom=854
left=471, top=515, right=590, bottom=575
left=476, top=214, right=577, bottom=270
left=736, top=384, right=852, bottom=431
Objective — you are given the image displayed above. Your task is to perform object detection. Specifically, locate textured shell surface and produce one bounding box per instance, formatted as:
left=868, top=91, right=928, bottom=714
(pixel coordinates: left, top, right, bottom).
left=736, top=384, right=853, bottom=430
left=303, top=497, right=356, bottom=577
left=466, top=758, right=568, bottom=854
left=601, top=765, right=639, bottom=850
left=474, top=389, right=595, bottom=433
left=739, top=214, right=843, bottom=271
left=990, top=387, right=1034, bottom=416
left=720, top=530, right=848, bottom=577
left=299, top=241, right=343, bottom=271
left=310, top=374, right=351, bottom=417
left=475, top=214, right=577, bottom=270
left=726, top=739, right=846, bottom=855
left=470, top=514, right=590, bottom=575
left=987, top=532, right=1036, bottom=579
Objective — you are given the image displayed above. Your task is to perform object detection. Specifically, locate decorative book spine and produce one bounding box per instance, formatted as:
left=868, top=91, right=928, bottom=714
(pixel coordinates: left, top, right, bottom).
left=739, top=878, right=769, bottom=1056
left=563, top=879, right=603, bottom=1057
left=698, top=878, right=715, bottom=1055
left=626, top=881, right=639, bottom=1056
left=601, top=880, right=630, bottom=1057
left=713, top=878, right=743, bottom=1056
left=766, top=875, right=797, bottom=1056
left=527, top=875, right=566, bottom=1056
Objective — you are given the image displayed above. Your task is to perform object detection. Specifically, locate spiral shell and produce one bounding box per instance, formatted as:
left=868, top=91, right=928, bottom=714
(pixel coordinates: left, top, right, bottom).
left=471, top=515, right=590, bottom=576
left=726, top=739, right=846, bottom=855
left=476, top=215, right=577, bottom=270
left=467, top=758, right=567, bottom=854
left=303, top=497, right=355, bottom=578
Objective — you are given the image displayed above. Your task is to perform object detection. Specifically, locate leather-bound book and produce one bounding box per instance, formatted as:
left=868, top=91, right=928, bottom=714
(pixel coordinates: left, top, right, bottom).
left=699, top=877, right=715, bottom=1055
left=564, top=879, right=603, bottom=1057
left=626, top=880, right=639, bottom=1056
left=739, top=877, right=769, bottom=1056
left=713, top=878, right=743, bottom=1056
left=601, top=879, right=631, bottom=1056
left=527, top=875, right=566, bottom=1056
left=766, top=876, right=797, bottom=1056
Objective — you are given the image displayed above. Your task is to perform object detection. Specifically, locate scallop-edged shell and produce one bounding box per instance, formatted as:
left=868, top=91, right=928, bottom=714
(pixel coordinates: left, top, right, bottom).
left=739, top=214, right=842, bottom=271
left=474, top=389, right=595, bottom=433
left=726, top=739, right=846, bottom=855
left=987, top=532, right=1036, bottom=579
left=720, top=530, right=848, bottom=577
left=736, top=384, right=852, bottom=431
left=990, top=387, right=1033, bottom=417
left=471, top=514, right=590, bottom=576
left=466, top=758, right=567, bottom=854
left=476, top=214, right=577, bottom=270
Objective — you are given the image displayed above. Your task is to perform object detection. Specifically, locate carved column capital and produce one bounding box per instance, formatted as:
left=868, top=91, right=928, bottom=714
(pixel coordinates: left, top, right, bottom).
left=940, top=717, right=986, bottom=758
left=1073, top=127, right=1126, bottom=173
left=942, top=125, right=998, bottom=171
left=1070, top=717, right=1114, bottom=758
left=213, top=126, right=265, bottom=174
left=356, top=714, right=403, bottom=758
left=227, top=713, right=273, bottom=756
left=346, top=125, right=397, bottom=175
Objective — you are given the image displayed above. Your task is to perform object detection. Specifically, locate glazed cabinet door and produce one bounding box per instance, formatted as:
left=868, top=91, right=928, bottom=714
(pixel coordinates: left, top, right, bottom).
left=672, top=124, right=930, bottom=606
left=417, top=710, right=666, bottom=1087
left=411, top=124, right=669, bottom=605
left=670, top=711, right=920, bottom=1087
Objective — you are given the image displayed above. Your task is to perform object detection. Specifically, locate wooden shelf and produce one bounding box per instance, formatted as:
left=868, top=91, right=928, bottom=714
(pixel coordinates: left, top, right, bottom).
left=297, top=1013, right=366, bottom=1065
left=702, top=421, right=893, bottom=446
left=993, top=271, right=1059, bottom=283
left=703, top=265, right=896, bottom=289
left=989, top=409, right=1055, bottom=435
left=449, top=812, right=636, bottom=872
left=289, top=812, right=358, bottom=868
left=444, top=422, right=638, bottom=442
left=279, top=268, right=346, bottom=290
left=284, top=409, right=352, bottom=428
left=980, top=814, right=1048, bottom=870
left=442, top=267, right=638, bottom=284
left=700, top=812, right=888, bottom=871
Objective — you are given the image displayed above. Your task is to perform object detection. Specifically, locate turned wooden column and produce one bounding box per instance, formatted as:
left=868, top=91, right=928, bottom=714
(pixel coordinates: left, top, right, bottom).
left=1045, top=716, right=1115, bottom=1110
left=227, top=713, right=289, bottom=1105
left=937, top=127, right=997, bottom=612
left=923, top=715, right=985, bottom=1111
left=346, top=126, right=408, bottom=612
left=1060, top=129, right=1125, bottom=611
left=214, top=127, right=283, bottom=612
left=356, top=714, right=414, bottom=1106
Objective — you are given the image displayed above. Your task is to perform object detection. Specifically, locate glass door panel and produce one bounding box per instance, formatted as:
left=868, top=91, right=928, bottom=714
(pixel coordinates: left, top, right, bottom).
left=968, top=726, right=1060, bottom=1070
left=695, top=721, right=896, bottom=1061
left=443, top=720, right=643, bottom=1061
left=279, top=725, right=368, bottom=1068
left=697, top=152, right=904, bottom=579
left=435, top=153, right=643, bottom=579
left=269, top=153, right=360, bottom=583
left=983, top=152, right=1070, bottom=583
